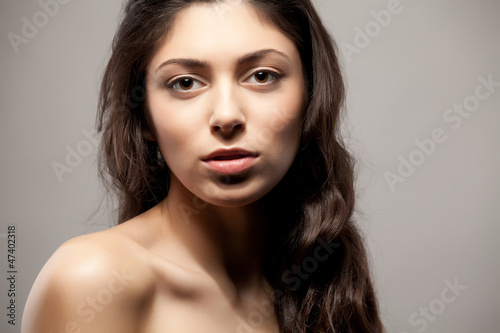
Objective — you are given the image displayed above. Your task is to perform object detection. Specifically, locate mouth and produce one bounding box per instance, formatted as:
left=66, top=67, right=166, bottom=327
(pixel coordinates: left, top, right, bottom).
left=202, top=148, right=259, bottom=174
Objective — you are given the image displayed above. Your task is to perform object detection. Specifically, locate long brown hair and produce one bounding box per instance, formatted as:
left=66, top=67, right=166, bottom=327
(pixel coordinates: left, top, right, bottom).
left=97, top=0, right=384, bottom=332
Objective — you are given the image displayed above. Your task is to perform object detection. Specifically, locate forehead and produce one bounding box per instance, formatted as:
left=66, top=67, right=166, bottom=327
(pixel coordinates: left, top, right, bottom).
left=148, top=2, right=299, bottom=71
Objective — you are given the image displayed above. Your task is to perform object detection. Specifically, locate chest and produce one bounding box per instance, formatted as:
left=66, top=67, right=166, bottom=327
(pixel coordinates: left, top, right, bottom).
left=138, top=289, right=279, bottom=333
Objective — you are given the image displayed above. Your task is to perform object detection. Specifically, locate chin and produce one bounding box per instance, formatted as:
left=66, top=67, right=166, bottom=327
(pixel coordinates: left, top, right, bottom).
left=197, top=180, right=274, bottom=208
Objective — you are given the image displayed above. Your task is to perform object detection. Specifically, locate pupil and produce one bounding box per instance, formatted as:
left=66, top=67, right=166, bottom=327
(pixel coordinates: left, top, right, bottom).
left=256, top=72, right=268, bottom=83
left=180, top=79, right=193, bottom=89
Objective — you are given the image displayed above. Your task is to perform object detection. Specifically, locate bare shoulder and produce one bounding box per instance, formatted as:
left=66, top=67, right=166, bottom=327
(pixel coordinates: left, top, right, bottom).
left=22, top=225, right=155, bottom=333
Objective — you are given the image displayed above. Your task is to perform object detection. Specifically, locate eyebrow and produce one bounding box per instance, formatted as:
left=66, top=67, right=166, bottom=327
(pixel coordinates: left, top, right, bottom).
left=154, top=48, right=289, bottom=73
left=237, top=48, right=289, bottom=65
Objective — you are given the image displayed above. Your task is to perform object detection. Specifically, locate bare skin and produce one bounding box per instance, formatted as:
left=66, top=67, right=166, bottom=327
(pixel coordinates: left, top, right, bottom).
left=22, top=200, right=279, bottom=333
left=22, top=2, right=304, bottom=332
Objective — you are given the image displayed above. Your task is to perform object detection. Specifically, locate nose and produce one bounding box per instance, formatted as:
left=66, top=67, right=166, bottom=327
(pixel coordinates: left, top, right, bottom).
left=212, top=121, right=244, bottom=134
left=209, top=82, right=246, bottom=138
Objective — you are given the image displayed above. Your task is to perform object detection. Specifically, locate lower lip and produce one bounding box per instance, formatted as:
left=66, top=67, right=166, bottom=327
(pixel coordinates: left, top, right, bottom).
left=204, top=156, right=257, bottom=174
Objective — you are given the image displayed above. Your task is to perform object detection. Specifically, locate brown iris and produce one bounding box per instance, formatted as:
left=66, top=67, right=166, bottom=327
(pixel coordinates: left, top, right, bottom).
left=179, top=78, right=194, bottom=90
left=255, top=71, right=269, bottom=83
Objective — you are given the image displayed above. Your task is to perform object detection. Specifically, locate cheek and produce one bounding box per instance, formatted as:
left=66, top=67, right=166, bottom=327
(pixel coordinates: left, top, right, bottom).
left=254, top=91, right=303, bottom=151
left=272, top=79, right=304, bottom=135
left=274, top=112, right=302, bottom=162
left=146, top=93, right=202, bottom=163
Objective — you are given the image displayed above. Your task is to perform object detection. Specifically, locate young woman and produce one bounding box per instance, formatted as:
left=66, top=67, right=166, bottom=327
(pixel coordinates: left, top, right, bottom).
left=22, top=0, right=384, bottom=332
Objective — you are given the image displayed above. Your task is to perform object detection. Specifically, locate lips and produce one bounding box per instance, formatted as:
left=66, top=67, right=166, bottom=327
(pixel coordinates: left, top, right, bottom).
left=202, top=148, right=258, bottom=174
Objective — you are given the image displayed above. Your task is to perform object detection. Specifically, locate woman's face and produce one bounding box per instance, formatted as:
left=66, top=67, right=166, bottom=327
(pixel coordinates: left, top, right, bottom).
left=145, top=1, right=304, bottom=207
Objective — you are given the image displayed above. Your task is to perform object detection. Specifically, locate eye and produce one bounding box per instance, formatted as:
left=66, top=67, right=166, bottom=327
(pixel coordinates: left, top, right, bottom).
left=167, top=77, right=204, bottom=92
left=246, top=70, right=282, bottom=85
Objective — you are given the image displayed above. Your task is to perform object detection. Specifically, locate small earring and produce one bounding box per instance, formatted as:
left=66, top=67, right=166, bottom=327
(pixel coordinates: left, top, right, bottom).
left=156, top=146, right=164, bottom=161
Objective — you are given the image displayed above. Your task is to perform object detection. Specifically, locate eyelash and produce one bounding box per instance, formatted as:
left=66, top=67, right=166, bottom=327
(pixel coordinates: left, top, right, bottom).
left=245, top=69, right=284, bottom=85
left=165, top=69, right=284, bottom=93
left=166, top=77, right=204, bottom=92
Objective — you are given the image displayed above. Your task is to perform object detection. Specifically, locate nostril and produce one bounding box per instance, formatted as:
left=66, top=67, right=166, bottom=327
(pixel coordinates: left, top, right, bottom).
left=212, top=123, right=244, bottom=133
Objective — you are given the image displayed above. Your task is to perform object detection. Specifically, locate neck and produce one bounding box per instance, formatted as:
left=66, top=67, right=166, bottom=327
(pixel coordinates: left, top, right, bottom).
left=159, top=176, right=270, bottom=291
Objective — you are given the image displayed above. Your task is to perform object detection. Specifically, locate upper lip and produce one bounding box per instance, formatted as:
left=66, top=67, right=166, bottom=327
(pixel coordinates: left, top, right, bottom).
left=202, top=148, right=258, bottom=161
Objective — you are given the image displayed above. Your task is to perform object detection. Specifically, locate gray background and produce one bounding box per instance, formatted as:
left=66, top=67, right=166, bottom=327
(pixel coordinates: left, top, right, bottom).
left=1, top=0, right=499, bottom=332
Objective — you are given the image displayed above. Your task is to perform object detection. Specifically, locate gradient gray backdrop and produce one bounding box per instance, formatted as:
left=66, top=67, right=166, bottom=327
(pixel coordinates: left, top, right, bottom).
left=1, top=0, right=499, bottom=332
